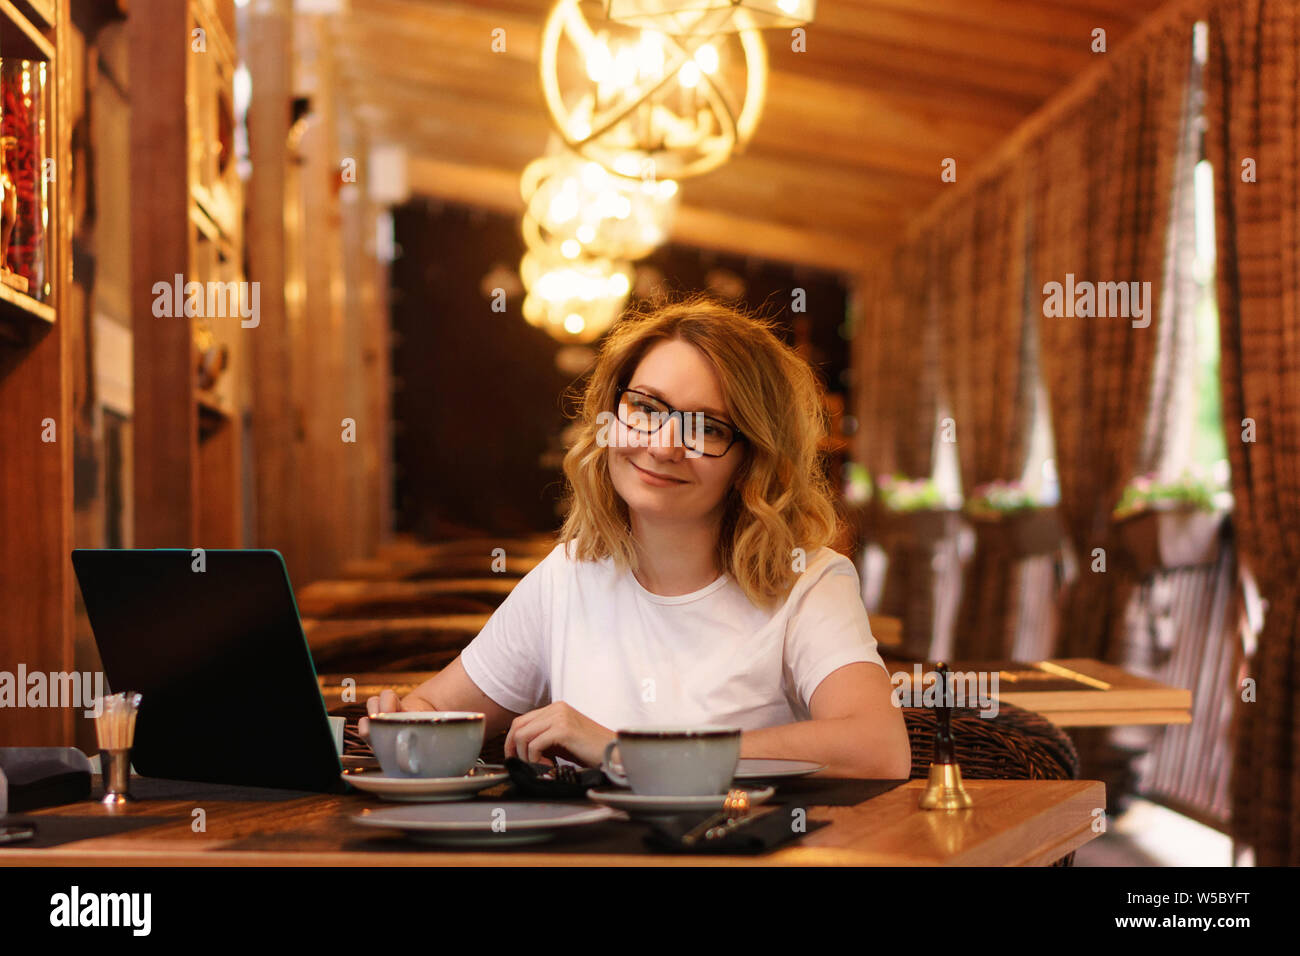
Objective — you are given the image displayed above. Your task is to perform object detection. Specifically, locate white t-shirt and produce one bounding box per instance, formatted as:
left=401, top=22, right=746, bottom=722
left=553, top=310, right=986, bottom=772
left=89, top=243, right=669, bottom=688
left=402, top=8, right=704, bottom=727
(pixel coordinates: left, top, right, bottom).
left=459, top=541, right=887, bottom=732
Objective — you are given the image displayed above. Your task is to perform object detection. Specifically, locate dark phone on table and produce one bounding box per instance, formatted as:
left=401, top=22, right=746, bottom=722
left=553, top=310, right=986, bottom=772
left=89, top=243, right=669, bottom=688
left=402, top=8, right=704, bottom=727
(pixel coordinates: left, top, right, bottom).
left=0, top=824, right=36, bottom=844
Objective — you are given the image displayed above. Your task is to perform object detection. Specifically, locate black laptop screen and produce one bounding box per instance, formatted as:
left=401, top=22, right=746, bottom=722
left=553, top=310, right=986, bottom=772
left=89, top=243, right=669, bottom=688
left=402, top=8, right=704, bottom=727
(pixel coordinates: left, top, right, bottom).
left=71, top=549, right=342, bottom=792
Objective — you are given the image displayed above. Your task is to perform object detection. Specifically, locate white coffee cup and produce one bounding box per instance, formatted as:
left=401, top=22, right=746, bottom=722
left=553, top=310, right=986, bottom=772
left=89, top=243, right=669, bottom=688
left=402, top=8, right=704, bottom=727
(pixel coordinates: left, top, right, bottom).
left=601, top=726, right=742, bottom=796
left=327, top=715, right=345, bottom=757
left=367, top=711, right=485, bottom=778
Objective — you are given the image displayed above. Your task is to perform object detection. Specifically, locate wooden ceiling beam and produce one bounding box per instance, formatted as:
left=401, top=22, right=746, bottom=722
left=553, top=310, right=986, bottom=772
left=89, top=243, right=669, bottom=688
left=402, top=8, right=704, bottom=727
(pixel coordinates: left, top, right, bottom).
left=838, top=0, right=1149, bottom=44
left=336, top=2, right=1081, bottom=104
left=338, top=51, right=1017, bottom=177
left=404, top=154, right=882, bottom=273
left=319, top=0, right=1173, bottom=270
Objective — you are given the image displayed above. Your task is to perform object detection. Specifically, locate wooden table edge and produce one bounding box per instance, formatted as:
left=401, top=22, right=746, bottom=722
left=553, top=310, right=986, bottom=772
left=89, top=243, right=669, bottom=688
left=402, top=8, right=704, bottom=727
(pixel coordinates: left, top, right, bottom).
left=0, top=780, right=1106, bottom=868
left=1037, top=708, right=1192, bottom=727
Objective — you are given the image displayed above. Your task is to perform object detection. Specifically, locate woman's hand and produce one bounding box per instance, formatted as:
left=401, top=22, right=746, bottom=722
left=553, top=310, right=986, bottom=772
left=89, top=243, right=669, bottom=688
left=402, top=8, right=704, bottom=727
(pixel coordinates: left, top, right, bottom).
left=504, top=701, right=614, bottom=768
left=357, top=688, right=412, bottom=741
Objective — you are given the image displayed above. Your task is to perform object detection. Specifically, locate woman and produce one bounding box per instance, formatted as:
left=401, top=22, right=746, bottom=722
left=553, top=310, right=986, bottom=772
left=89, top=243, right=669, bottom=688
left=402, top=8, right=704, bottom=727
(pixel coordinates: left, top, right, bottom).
left=361, top=296, right=911, bottom=778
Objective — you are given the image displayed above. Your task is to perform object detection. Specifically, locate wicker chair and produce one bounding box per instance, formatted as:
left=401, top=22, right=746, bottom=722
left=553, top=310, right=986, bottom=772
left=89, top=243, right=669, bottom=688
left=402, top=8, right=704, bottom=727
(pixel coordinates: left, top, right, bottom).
left=903, top=700, right=1081, bottom=865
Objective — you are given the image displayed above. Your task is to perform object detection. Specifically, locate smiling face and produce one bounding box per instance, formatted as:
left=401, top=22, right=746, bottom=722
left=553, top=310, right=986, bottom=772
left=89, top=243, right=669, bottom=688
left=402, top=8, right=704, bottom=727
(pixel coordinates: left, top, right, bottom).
left=607, top=338, right=747, bottom=527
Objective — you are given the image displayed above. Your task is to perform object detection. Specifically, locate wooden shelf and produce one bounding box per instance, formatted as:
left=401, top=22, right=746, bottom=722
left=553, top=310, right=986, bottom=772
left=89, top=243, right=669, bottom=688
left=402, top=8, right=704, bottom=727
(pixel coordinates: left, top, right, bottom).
left=189, top=199, right=236, bottom=261
left=192, top=182, right=238, bottom=243
left=11, top=0, right=53, bottom=30
left=0, top=0, right=54, bottom=59
left=0, top=274, right=55, bottom=325
left=0, top=0, right=57, bottom=333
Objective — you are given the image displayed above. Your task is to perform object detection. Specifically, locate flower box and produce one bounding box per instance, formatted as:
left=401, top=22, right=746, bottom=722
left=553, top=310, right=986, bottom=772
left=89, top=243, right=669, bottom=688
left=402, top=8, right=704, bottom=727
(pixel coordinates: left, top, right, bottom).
left=1115, top=506, right=1224, bottom=575
left=874, top=507, right=961, bottom=550
left=965, top=507, right=1063, bottom=558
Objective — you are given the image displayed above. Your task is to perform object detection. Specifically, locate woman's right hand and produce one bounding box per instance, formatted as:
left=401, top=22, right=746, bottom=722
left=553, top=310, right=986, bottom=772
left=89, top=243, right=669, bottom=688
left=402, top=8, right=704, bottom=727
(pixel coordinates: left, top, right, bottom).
left=357, top=688, right=407, bottom=741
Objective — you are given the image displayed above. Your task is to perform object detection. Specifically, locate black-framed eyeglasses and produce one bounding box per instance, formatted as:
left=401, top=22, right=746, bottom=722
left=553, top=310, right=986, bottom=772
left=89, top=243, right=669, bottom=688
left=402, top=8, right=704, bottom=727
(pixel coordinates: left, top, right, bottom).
left=613, top=385, right=745, bottom=458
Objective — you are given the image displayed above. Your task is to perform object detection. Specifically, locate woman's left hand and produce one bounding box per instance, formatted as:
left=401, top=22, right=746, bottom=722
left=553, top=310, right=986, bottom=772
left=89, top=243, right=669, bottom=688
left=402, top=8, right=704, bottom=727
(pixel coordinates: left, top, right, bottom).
left=504, top=701, right=614, bottom=768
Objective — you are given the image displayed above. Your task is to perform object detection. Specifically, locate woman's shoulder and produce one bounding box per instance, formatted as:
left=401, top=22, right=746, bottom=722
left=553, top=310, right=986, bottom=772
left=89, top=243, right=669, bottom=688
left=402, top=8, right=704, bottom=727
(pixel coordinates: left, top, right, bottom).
left=784, top=546, right=861, bottom=603
left=797, top=545, right=857, bottom=579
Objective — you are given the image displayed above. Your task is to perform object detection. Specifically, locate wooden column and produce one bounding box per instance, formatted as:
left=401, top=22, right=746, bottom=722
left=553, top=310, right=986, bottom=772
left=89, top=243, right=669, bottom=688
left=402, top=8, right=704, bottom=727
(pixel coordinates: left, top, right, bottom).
left=337, top=104, right=394, bottom=562
left=128, top=0, right=197, bottom=547
left=242, top=0, right=302, bottom=575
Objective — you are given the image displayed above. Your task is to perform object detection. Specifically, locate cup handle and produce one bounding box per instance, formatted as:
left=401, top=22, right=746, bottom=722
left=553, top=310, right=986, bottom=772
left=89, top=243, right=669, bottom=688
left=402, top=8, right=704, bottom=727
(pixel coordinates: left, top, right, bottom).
left=396, top=727, right=420, bottom=775
left=601, top=740, right=628, bottom=786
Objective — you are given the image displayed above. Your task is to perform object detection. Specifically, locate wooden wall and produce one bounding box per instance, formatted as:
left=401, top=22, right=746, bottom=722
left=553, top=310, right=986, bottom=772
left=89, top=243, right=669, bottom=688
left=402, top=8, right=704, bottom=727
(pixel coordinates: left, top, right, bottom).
left=69, top=1, right=132, bottom=756
left=243, top=2, right=392, bottom=588
left=0, top=0, right=75, bottom=747
left=1, top=0, right=394, bottom=748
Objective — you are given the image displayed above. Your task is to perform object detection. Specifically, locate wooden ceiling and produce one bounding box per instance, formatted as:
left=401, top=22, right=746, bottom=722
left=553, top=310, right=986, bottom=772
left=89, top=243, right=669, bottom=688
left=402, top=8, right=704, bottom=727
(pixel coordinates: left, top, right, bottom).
left=316, top=0, right=1172, bottom=275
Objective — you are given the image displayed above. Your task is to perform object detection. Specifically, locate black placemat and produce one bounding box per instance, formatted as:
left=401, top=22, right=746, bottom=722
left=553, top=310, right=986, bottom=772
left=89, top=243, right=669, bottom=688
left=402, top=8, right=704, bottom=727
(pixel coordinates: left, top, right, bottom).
left=0, top=814, right=176, bottom=850
left=0, top=775, right=322, bottom=851
left=223, top=777, right=907, bottom=857
left=125, top=775, right=324, bottom=803
left=763, top=776, right=909, bottom=808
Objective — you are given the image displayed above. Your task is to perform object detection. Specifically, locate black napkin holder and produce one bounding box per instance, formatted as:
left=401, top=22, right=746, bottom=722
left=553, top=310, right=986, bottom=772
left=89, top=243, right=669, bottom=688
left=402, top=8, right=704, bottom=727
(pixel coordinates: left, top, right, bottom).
left=503, top=757, right=609, bottom=798
left=643, top=806, right=830, bottom=854
left=0, top=747, right=93, bottom=814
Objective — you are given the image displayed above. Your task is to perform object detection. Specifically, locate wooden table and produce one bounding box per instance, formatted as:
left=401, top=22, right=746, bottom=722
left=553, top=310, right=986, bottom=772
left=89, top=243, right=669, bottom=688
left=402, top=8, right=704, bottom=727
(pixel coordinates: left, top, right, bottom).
left=1, top=778, right=1104, bottom=867
left=883, top=657, right=1192, bottom=728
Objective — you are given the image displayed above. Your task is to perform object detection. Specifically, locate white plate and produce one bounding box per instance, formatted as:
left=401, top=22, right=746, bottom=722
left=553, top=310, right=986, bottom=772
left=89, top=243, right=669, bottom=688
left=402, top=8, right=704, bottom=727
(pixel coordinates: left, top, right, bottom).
left=342, top=770, right=507, bottom=802
left=586, top=785, right=775, bottom=816
left=352, top=802, right=618, bottom=846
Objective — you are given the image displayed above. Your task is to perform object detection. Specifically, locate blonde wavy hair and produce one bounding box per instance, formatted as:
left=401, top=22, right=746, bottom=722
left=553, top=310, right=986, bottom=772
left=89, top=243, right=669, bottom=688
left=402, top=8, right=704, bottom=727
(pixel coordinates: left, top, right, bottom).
left=558, top=293, right=840, bottom=609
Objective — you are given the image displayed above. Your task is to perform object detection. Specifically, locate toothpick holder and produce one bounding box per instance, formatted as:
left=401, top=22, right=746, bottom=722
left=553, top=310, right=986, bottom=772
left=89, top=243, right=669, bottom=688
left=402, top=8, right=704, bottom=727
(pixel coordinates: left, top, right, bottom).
left=93, top=691, right=142, bottom=808
left=99, top=749, right=134, bottom=806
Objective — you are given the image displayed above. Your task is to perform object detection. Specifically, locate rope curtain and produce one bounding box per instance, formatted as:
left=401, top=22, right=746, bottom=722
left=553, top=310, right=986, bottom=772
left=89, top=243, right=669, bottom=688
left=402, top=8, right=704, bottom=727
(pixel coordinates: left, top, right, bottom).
left=1140, top=38, right=1206, bottom=477
left=849, top=279, right=892, bottom=478
left=938, top=165, right=1036, bottom=658
left=891, top=241, right=940, bottom=480
left=1031, top=13, right=1199, bottom=663
left=856, top=238, right=947, bottom=655
left=854, top=10, right=1197, bottom=664
left=1206, top=0, right=1300, bottom=866
left=853, top=244, right=941, bottom=485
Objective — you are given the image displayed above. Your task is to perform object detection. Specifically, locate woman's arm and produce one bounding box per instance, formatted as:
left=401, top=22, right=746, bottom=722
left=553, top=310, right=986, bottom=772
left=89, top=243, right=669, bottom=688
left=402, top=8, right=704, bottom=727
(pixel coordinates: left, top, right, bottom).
left=740, top=662, right=911, bottom=778
left=359, top=657, right=521, bottom=741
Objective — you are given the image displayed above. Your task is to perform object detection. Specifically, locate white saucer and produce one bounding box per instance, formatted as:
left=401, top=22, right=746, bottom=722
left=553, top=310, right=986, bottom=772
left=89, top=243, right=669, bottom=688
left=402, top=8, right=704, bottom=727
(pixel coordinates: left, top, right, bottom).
left=342, top=770, right=508, bottom=802
left=352, top=802, right=618, bottom=846
left=603, top=758, right=826, bottom=782
left=586, top=785, right=775, bottom=817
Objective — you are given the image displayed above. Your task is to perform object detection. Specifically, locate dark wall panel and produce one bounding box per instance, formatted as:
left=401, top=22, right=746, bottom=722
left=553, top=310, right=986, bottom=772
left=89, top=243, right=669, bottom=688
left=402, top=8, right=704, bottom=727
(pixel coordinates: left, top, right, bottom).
left=389, top=199, right=849, bottom=538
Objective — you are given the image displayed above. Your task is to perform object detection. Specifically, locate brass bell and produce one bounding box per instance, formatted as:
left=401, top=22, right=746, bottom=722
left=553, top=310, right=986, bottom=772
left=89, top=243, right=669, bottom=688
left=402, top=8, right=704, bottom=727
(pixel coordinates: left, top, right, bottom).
left=920, top=662, right=974, bottom=811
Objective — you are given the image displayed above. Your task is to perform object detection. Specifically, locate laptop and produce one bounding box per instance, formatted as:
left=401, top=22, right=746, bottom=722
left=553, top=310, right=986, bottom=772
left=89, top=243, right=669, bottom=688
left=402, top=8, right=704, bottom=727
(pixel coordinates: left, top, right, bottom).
left=71, top=548, right=346, bottom=793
